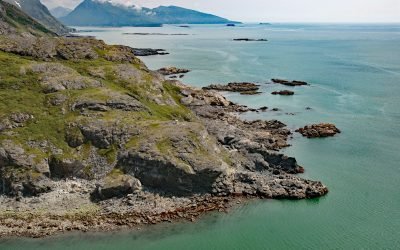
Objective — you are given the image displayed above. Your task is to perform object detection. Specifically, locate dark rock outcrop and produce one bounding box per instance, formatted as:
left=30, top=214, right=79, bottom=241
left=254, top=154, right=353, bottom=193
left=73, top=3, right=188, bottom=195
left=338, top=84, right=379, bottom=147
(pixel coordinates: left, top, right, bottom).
left=272, top=79, right=308, bottom=86
left=203, top=82, right=260, bottom=93
left=133, top=48, right=169, bottom=56
left=296, top=123, right=341, bottom=138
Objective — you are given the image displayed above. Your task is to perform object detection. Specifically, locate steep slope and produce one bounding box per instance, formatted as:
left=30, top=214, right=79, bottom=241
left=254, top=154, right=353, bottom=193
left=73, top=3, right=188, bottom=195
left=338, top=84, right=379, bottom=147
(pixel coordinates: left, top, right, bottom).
left=50, top=6, right=72, bottom=18
left=61, top=0, right=236, bottom=27
left=4, top=0, right=72, bottom=34
left=0, top=0, right=54, bottom=36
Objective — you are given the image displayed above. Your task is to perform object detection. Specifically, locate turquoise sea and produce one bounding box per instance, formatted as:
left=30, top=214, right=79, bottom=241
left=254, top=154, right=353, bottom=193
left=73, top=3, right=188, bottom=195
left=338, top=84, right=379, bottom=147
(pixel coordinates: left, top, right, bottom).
left=1, top=23, right=400, bottom=249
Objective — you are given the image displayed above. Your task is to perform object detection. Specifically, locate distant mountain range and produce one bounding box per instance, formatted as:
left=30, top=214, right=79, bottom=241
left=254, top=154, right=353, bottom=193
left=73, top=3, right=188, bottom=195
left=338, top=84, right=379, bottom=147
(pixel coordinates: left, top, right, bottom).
left=50, top=6, right=72, bottom=18
left=3, top=0, right=72, bottom=34
left=60, top=0, right=237, bottom=27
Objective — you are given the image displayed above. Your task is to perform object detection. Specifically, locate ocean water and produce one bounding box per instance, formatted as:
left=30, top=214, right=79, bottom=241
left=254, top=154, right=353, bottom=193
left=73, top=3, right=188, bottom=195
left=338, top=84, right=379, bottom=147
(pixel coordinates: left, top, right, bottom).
left=2, top=23, right=400, bottom=249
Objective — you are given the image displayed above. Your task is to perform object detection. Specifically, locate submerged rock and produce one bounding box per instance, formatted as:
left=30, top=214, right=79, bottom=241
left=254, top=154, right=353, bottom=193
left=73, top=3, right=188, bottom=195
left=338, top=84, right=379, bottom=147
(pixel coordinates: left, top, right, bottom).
left=272, top=90, right=295, bottom=96
left=240, top=91, right=262, bottom=95
left=233, top=38, right=268, bottom=42
left=296, top=123, right=341, bottom=138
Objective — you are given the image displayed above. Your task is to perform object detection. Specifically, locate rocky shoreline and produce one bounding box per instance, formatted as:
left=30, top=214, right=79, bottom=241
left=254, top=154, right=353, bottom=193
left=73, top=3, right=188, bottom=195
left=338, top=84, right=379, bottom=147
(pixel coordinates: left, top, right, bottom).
left=0, top=4, right=330, bottom=238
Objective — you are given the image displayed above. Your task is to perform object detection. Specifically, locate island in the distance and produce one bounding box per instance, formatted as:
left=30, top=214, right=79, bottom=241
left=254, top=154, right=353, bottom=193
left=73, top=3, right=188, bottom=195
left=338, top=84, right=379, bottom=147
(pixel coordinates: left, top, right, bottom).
left=0, top=0, right=331, bottom=238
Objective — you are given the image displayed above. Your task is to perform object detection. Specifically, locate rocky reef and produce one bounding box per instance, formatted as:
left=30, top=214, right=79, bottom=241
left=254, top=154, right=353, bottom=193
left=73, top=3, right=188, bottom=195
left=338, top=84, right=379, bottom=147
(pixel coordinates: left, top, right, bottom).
left=0, top=2, right=329, bottom=238
left=233, top=38, right=268, bottom=42
left=272, top=79, right=308, bottom=86
left=296, top=124, right=341, bottom=138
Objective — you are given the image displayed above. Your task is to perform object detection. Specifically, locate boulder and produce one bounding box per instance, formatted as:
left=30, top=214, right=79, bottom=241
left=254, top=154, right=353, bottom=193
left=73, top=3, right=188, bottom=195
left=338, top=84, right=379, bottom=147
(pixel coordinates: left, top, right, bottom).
left=93, top=172, right=142, bottom=200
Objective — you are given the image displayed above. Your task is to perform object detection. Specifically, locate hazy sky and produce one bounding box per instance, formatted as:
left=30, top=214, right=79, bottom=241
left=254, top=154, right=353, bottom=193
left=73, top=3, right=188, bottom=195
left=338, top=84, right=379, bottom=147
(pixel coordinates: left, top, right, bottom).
left=42, top=0, right=400, bottom=23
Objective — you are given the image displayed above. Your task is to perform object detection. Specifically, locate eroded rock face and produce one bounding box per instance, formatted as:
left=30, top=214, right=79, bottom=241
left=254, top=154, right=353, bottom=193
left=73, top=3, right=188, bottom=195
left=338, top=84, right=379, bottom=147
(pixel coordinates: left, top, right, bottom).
left=118, top=122, right=230, bottom=195
left=296, top=123, right=341, bottom=138
left=78, top=120, right=138, bottom=149
left=72, top=93, right=146, bottom=112
left=0, top=170, right=53, bottom=197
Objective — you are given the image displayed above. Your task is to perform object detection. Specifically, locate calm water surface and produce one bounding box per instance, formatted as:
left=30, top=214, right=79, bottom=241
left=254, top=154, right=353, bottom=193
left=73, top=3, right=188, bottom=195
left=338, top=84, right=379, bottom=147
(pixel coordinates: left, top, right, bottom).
left=1, top=23, right=400, bottom=249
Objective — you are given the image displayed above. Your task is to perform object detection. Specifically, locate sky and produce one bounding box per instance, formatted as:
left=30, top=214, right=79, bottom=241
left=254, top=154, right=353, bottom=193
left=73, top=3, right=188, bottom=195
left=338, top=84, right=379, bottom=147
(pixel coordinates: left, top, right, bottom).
left=41, top=0, right=400, bottom=23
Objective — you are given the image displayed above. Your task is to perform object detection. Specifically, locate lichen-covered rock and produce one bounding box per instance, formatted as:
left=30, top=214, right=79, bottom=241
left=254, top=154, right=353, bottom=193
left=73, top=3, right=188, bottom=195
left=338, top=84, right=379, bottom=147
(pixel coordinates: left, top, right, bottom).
left=0, top=140, right=49, bottom=175
left=78, top=120, right=137, bottom=149
left=65, top=125, right=85, bottom=148
left=29, top=62, right=102, bottom=93
left=56, top=38, right=100, bottom=60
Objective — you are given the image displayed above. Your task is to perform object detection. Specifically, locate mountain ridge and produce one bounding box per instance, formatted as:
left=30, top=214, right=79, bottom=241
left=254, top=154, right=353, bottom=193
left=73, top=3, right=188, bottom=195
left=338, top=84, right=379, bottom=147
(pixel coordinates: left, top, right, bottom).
left=4, top=0, right=72, bottom=34
left=61, top=0, right=237, bottom=27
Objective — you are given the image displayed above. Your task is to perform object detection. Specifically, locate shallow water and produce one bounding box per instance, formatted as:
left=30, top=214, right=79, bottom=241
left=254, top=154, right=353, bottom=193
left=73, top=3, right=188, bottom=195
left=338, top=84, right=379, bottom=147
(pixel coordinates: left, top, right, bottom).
left=2, top=23, right=400, bottom=249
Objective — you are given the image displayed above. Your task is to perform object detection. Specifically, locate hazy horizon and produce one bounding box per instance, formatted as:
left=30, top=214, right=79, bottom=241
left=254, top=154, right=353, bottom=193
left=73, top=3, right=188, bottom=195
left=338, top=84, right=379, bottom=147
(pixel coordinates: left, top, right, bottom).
left=42, top=0, right=400, bottom=23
